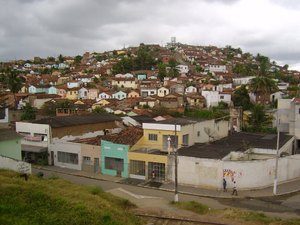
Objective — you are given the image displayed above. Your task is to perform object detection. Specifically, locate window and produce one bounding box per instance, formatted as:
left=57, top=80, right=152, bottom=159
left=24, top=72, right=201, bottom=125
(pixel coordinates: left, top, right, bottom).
left=105, top=157, right=124, bottom=171
left=148, top=134, right=157, bottom=141
left=83, top=156, right=91, bottom=161
left=57, top=151, right=78, bottom=164
left=182, top=134, right=189, bottom=146
left=129, top=160, right=145, bottom=176
left=197, top=131, right=200, bottom=137
left=220, top=96, right=224, bottom=99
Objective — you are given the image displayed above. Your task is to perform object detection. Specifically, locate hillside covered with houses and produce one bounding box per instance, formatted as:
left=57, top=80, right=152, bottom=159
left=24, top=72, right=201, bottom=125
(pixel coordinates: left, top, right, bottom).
left=1, top=42, right=300, bottom=191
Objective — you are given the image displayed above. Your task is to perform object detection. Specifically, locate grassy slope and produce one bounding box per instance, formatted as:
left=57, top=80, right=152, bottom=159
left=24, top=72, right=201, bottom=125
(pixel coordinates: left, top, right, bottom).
left=172, top=201, right=300, bottom=225
left=0, top=170, right=142, bottom=225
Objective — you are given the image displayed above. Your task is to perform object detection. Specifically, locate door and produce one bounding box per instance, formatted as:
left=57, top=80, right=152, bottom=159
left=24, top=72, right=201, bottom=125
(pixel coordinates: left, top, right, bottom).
left=50, top=151, right=54, bottom=166
left=94, top=158, right=100, bottom=173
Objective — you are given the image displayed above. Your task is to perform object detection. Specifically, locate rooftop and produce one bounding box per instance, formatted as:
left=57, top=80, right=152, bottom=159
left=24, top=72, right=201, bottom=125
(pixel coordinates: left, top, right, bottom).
left=33, top=113, right=121, bottom=128
left=147, top=118, right=199, bottom=126
left=101, top=127, right=143, bottom=146
left=178, top=132, right=293, bottom=159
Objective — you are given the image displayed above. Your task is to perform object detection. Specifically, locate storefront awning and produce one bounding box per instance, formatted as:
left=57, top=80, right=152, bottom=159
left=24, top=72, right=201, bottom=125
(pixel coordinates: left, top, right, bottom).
left=21, top=144, right=48, bottom=153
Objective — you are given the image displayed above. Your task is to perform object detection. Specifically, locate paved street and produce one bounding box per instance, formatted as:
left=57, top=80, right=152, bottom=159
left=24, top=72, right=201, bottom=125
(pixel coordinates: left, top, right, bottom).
left=32, top=167, right=300, bottom=219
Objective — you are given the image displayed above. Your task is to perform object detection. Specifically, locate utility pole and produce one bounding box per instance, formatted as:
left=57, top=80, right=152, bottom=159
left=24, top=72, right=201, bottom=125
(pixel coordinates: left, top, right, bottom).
left=273, top=117, right=280, bottom=195
left=174, top=123, right=179, bottom=202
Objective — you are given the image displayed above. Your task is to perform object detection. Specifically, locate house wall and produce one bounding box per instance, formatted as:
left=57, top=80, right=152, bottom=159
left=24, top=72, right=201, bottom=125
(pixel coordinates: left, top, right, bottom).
left=48, top=87, right=57, bottom=94
left=101, top=140, right=128, bottom=177
left=128, top=151, right=168, bottom=179
left=201, top=91, right=219, bottom=107
left=277, top=99, right=291, bottom=132
left=16, top=122, right=51, bottom=148
left=157, top=88, right=169, bottom=97
left=192, top=120, right=229, bottom=143
left=33, top=98, right=52, bottom=109
left=50, top=140, right=81, bottom=170
left=0, top=138, right=22, bottom=160
left=0, top=155, right=31, bottom=174
left=81, top=143, right=101, bottom=173
left=290, top=102, right=300, bottom=139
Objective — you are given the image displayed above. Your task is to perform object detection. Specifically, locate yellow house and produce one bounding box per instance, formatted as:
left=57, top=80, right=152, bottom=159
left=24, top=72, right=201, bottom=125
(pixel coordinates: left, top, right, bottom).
left=112, top=77, right=138, bottom=89
left=128, top=150, right=168, bottom=182
left=66, top=88, right=79, bottom=100
left=128, top=90, right=140, bottom=98
left=92, top=99, right=110, bottom=109
left=132, top=118, right=229, bottom=153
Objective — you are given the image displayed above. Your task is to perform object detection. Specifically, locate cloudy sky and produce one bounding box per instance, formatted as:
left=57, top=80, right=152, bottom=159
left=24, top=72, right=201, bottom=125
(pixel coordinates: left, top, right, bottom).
left=1, top=0, right=300, bottom=70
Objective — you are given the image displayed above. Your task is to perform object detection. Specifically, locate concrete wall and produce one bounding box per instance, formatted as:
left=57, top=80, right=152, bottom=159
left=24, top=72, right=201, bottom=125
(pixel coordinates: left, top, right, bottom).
left=174, top=156, right=223, bottom=189
left=50, top=140, right=81, bottom=170
left=277, top=99, right=292, bottom=132
left=176, top=154, right=300, bottom=190
left=0, top=155, right=31, bottom=174
left=0, top=138, right=22, bottom=160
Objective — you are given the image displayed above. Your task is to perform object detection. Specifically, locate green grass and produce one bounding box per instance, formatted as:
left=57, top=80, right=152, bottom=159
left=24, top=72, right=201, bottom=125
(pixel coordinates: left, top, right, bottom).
left=0, top=170, right=142, bottom=225
left=171, top=201, right=210, bottom=214
left=171, top=201, right=300, bottom=225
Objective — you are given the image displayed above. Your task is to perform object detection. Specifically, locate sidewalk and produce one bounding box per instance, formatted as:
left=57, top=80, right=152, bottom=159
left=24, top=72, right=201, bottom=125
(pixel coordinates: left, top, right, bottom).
left=34, top=165, right=300, bottom=199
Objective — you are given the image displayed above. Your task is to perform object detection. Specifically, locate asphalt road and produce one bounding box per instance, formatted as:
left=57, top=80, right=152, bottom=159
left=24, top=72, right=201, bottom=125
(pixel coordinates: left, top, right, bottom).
left=32, top=168, right=300, bottom=219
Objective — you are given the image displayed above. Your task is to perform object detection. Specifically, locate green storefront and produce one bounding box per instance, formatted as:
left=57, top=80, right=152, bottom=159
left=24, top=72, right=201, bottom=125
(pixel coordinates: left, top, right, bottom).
left=0, top=129, right=22, bottom=160
left=101, top=140, right=128, bottom=178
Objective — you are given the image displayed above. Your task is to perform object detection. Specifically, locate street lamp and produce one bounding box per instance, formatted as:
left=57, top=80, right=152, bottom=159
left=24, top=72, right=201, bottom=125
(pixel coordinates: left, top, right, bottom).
left=273, top=116, right=280, bottom=195
left=174, top=123, right=178, bottom=202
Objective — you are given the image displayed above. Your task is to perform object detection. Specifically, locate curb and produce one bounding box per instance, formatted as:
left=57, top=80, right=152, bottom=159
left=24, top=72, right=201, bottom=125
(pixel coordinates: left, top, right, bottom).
left=33, top=166, right=300, bottom=199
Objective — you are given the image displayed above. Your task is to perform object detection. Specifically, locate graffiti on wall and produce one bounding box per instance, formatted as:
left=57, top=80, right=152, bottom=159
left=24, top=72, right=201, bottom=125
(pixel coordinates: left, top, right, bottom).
left=223, top=169, right=236, bottom=179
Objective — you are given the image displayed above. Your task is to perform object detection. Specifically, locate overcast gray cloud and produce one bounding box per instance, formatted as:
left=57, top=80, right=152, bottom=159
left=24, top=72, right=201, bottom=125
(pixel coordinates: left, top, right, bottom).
left=1, top=0, right=300, bottom=70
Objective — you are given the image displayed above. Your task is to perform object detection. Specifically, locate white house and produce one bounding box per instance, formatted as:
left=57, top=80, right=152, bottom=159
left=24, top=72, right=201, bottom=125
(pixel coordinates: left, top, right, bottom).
left=205, top=64, right=227, bottom=73
left=176, top=64, right=189, bottom=74
left=78, top=87, right=89, bottom=99
left=185, top=86, right=197, bottom=94
left=16, top=122, right=51, bottom=162
left=115, top=73, right=134, bottom=78
left=112, top=91, right=127, bottom=100
left=98, top=92, right=112, bottom=100
left=140, top=87, right=157, bottom=97
left=67, top=81, right=82, bottom=89
left=157, top=87, right=170, bottom=97
left=201, top=90, right=231, bottom=107
left=232, top=76, right=255, bottom=86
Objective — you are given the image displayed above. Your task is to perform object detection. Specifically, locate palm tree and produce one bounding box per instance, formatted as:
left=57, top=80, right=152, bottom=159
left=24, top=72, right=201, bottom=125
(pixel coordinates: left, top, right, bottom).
left=4, top=69, right=23, bottom=109
left=249, top=76, right=278, bottom=104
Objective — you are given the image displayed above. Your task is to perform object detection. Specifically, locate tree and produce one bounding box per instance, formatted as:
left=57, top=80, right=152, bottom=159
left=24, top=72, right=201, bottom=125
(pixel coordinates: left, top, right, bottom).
left=112, top=57, right=133, bottom=74
left=133, top=44, right=156, bottom=70
left=92, top=106, right=106, bottom=114
left=232, top=85, right=252, bottom=110
left=249, top=104, right=267, bottom=128
left=283, top=64, right=289, bottom=70
left=74, top=55, right=82, bottom=66
left=21, top=104, right=36, bottom=120
left=157, top=63, right=167, bottom=81
left=58, top=54, right=64, bottom=63
left=3, top=69, right=23, bottom=109
left=249, top=76, right=278, bottom=96
left=167, top=58, right=179, bottom=78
